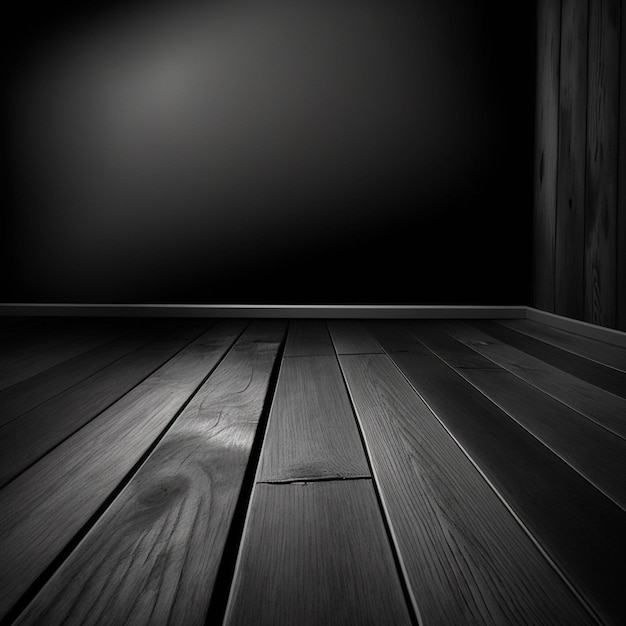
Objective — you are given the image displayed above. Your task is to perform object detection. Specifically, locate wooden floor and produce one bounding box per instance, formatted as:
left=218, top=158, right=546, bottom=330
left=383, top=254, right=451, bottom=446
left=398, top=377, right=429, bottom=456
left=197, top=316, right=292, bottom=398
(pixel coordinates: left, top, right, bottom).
left=0, top=316, right=624, bottom=625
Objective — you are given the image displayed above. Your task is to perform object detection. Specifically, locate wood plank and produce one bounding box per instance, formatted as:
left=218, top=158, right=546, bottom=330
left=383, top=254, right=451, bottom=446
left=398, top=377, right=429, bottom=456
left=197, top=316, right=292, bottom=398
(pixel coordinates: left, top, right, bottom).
left=444, top=321, right=626, bottom=439
left=527, top=305, right=626, bottom=346
left=419, top=325, right=626, bottom=509
left=223, top=480, right=413, bottom=626
left=362, top=320, right=431, bottom=354
left=619, top=0, right=626, bottom=332
left=555, top=0, right=588, bottom=320
left=584, top=0, right=621, bottom=327
left=533, top=0, right=561, bottom=312
left=327, top=320, right=383, bottom=354
left=0, top=321, right=173, bottom=427
left=0, top=317, right=72, bottom=343
left=471, top=320, right=626, bottom=398
left=449, top=368, right=626, bottom=511
left=0, top=320, right=126, bottom=390
left=0, top=323, right=214, bottom=487
left=389, top=351, right=626, bottom=625
left=256, top=356, right=369, bottom=482
left=0, top=317, right=97, bottom=345
left=500, top=318, right=626, bottom=372
left=283, top=320, right=335, bottom=356
left=406, top=320, right=502, bottom=368
left=14, top=320, right=286, bottom=626
left=339, top=354, right=591, bottom=625
left=0, top=319, right=247, bottom=622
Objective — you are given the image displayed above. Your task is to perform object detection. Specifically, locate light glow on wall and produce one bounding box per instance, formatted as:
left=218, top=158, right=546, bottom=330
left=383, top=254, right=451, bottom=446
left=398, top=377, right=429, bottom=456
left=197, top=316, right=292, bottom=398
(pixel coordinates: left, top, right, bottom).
left=6, top=0, right=531, bottom=303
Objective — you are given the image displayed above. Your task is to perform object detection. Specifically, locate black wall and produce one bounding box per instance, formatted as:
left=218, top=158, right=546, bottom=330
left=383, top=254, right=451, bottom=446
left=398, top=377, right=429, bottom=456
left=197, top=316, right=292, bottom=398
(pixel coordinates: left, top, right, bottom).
left=3, top=0, right=536, bottom=305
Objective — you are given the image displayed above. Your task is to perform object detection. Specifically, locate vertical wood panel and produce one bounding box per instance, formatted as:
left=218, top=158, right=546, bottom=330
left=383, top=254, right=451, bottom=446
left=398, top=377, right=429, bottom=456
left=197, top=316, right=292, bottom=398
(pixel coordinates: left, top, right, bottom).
left=534, top=0, right=561, bottom=312
left=584, top=0, right=620, bottom=327
left=618, top=2, right=626, bottom=331
left=555, top=0, right=588, bottom=319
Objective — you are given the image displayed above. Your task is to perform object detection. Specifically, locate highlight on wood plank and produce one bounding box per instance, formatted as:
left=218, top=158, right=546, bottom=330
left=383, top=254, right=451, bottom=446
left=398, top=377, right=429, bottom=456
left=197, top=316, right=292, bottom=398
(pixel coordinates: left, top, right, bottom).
left=0, top=323, right=211, bottom=488
left=12, top=320, right=286, bottom=626
left=0, top=320, right=248, bottom=622
left=1, top=316, right=623, bottom=625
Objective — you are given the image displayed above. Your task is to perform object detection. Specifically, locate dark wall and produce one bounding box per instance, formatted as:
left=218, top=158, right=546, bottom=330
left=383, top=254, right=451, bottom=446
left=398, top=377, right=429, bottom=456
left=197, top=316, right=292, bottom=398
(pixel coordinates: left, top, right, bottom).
left=3, top=0, right=536, bottom=305
left=533, top=0, right=626, bottom=330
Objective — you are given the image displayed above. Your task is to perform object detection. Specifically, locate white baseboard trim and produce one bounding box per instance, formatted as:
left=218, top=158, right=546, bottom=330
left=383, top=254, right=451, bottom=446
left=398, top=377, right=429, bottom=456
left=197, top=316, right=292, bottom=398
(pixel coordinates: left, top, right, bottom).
left=0, top=303, right=526, bottom=319
left=525, top=307, right=626, bottom=348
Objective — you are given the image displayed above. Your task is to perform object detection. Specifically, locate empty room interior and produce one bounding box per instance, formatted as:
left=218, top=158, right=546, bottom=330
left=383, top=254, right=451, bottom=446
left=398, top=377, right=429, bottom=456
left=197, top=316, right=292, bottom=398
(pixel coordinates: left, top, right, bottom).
left=1, top=0, right=625, bottom=624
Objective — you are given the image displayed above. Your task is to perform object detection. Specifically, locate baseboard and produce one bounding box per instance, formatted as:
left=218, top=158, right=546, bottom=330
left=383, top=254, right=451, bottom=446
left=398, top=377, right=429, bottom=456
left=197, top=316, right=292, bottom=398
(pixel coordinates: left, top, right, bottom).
left=524, top=307, right=626, bottom=348
left=0, top=303, right=527, bottom=319
left=2, top=303, right=624, bottom=346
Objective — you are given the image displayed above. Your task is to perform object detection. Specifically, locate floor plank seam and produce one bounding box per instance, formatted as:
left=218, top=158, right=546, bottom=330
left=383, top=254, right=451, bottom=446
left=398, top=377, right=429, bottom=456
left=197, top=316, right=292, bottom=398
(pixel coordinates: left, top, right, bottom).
left=497, top=320, right=626, bottom=373
left=204, top=325, right=288, bottom=626
left=405, top=329, right=626, bottom=515
left=3, top=318, right=621, bottom=624
left=3, top=321, right=250, bottom=626
left=330, top=323, right=423, bottom=626
left=0, top=327, right=146, bottom=424
left=281, top=353, right=336, bottom=358
left=0, top=324, right=214, bottom=491
left=438, top=325, right=626, bottom=444
left=452, top=369, right=626, bottom=515
left=471, top=321, right=626, bottom=400
left=0, top=322, right=191, bottom=430
left=379, top=347, right=603, bottom=626
left=257, top=476, right=371, bottom=485
left=0, top=326, right=128, bottom=392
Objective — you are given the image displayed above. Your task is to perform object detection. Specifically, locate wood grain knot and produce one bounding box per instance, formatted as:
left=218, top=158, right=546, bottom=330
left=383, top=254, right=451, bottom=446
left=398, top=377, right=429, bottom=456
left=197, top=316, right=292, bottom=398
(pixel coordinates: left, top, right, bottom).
left=136, top=475, right=192, bottom=511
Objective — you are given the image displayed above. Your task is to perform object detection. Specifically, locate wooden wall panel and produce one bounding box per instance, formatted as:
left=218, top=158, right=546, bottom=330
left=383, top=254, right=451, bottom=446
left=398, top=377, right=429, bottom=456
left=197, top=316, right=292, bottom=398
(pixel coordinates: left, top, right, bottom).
left=533, top=0, right=561, bottom=313
left=555, top=0, right=588, bottom=320
left=584, top=0, right=621, bottom=327
left=534, top=0, right=625, bottom=330
left=619, top=2, right=626, bottom=332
